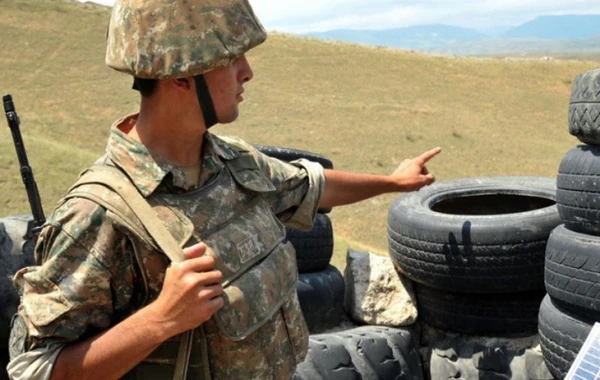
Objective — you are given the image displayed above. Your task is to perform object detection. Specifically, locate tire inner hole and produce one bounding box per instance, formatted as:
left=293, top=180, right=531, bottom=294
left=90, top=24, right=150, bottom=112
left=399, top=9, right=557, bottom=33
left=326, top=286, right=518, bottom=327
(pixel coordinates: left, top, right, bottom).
left=431, top=194, right=555, bottom=215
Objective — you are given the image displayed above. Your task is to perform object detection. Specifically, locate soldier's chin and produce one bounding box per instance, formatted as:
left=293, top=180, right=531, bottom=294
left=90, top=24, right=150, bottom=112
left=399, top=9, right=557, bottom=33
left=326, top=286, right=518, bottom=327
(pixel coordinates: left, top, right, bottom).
left=218, top=109, right=240, bottom=124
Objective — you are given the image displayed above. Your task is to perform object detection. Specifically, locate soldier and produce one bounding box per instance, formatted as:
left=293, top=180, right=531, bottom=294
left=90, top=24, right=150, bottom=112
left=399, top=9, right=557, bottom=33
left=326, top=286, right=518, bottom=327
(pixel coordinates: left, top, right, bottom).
left=7, top=0, right=441, bottom=379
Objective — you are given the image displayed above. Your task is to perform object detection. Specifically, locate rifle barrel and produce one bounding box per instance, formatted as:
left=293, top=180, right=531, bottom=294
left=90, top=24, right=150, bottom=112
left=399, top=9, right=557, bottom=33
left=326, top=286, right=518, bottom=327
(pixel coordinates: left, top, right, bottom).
left=3, top=94, right=46, bottom=233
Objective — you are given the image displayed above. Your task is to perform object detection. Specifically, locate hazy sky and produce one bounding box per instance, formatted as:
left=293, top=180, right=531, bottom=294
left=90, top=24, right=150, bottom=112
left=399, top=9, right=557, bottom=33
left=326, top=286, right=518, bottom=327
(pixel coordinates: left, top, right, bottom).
left=82, top=0, right=600, bottom=34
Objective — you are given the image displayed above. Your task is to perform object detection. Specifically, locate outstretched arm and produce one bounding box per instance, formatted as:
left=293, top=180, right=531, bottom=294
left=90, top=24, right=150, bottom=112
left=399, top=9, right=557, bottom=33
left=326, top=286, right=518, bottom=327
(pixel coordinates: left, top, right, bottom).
left=319, top=147, right=442, bottom=208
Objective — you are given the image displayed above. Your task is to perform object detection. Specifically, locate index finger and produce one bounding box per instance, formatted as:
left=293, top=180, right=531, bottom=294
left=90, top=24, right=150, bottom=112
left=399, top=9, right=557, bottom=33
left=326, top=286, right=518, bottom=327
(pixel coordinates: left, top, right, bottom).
left=417, top=147, right=442, bottom=164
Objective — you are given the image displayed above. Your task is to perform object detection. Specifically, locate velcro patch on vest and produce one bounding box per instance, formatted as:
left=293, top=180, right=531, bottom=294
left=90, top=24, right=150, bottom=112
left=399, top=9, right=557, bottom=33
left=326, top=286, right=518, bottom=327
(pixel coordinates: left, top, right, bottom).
left=236, top=236, right=260, bottom=264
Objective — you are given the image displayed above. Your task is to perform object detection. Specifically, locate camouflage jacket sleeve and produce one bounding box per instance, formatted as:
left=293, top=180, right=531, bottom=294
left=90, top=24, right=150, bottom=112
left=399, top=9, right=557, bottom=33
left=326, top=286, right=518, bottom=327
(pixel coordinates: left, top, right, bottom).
left=245, top=144, right=325, bottom=231
left=12, top=197, right=133, bottom=351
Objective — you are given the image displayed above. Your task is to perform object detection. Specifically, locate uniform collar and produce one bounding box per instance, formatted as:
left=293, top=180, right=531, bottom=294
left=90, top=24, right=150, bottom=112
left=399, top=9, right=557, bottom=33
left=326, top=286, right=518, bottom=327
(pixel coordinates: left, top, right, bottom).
left=208, top=132, right=240, bottom=161
left=105, top=113, right=239, bottom=197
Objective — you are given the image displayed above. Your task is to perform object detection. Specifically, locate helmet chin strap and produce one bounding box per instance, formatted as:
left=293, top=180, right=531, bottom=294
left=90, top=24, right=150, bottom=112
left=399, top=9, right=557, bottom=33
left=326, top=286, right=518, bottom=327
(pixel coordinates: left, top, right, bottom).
left=193, top=74, right=218, bottom=129
left=131, top=75, right=218, bottom=129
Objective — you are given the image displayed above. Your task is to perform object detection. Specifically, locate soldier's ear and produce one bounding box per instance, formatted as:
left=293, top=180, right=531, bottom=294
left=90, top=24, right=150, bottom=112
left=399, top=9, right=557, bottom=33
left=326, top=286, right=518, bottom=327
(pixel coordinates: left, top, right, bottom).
left=166, top=78, right=192, bottom=93
left=173, top=78, right=191, bottom=89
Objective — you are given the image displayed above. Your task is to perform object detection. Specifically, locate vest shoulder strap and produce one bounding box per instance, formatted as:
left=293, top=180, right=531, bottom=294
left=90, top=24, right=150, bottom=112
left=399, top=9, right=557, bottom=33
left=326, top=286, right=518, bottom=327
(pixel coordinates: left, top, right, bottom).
left=66, top=165, right=186, bottom=261
left=65, top=180, right=155, bottom=251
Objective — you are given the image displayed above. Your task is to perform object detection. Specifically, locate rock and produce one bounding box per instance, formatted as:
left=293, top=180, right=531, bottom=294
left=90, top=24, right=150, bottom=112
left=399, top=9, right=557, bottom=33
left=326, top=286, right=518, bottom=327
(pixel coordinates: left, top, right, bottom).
left=344, top=249, right=417, bottom=326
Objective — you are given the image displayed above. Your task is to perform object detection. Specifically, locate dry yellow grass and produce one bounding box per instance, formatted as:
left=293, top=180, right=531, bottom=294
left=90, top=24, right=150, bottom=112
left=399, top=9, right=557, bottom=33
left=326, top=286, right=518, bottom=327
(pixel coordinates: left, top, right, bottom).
left=1, top=0, right=599, bottom=268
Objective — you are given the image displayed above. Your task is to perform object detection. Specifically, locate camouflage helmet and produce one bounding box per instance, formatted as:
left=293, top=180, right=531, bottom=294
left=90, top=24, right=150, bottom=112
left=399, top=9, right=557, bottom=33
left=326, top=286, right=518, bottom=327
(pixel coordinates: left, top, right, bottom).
left=105, top=0, right=267, bottom=79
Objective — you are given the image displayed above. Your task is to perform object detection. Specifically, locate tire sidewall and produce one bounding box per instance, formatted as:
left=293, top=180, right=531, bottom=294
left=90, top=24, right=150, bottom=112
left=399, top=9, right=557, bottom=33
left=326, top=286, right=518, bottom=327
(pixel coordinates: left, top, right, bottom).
left=389, top=176, right=559, bottom=244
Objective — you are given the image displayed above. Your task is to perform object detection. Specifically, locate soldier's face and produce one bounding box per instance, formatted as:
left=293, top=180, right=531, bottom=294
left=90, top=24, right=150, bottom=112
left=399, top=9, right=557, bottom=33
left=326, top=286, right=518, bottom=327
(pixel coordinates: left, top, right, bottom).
left=204, top=54, right=254, bottom=124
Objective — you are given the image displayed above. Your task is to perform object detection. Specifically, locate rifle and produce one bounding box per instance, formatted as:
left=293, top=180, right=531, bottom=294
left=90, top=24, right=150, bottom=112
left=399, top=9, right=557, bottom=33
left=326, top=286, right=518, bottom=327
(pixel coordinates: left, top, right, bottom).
left=3, top=94, right=46, bottom=239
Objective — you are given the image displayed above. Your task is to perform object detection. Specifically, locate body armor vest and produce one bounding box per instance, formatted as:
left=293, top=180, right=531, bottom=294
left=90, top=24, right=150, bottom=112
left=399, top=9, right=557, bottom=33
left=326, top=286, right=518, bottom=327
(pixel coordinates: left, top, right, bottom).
left=67, top=142, right=309, bottom=379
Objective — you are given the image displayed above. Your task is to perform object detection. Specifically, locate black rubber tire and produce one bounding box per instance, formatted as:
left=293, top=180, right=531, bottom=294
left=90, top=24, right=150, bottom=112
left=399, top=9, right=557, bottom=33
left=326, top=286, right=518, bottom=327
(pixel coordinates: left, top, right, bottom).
left=254, top=144, right=333, bottom=214
left=556, top=145, right=600, bottom=236
left=293, top=325, right=424, bottom=380
left=0, top=215, right=35, bottom=380
left=545, top=224, right=600, bottom=319
left=568, top=68, right=600, bottom=145
left=414, top=284, right=545, bottom=336
left=388, top=176, right=560, bottom=293
left=297, top=265, right=345, bottom=334
left=287, top=213, right=334, bottom=273
left=539, top=295, right=594, bottom=380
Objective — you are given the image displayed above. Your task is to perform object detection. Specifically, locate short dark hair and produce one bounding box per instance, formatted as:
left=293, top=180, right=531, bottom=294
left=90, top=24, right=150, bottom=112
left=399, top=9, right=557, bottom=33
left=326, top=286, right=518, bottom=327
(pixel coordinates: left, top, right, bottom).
left=132, top=77, right=158, bottom=97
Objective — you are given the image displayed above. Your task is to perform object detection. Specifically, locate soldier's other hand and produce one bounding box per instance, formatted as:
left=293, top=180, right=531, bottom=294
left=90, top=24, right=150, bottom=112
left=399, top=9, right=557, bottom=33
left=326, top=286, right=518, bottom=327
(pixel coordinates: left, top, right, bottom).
left=149, top=242, right=224, bottom=337
left=392, top=147, right=441, bottom=192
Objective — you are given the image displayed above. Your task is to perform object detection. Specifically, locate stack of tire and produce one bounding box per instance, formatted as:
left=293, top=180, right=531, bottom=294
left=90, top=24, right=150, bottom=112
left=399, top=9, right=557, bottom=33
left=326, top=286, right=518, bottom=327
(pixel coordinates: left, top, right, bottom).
left=254, top=145, right=345, bottom=334
left=388, top=176, right=561, bottom=337
left=539, top=67, right=600, bottom=380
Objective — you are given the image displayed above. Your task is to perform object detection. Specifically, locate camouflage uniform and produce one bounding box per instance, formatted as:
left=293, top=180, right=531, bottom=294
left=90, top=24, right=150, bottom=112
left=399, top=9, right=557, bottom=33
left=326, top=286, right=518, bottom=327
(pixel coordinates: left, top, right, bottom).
left=7, top=113, right=324, bottom=379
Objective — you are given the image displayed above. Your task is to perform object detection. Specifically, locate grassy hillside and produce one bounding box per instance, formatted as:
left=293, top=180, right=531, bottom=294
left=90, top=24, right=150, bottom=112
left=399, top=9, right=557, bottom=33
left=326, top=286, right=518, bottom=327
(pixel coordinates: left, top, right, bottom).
left=1, top=0, right=599, bottom=262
